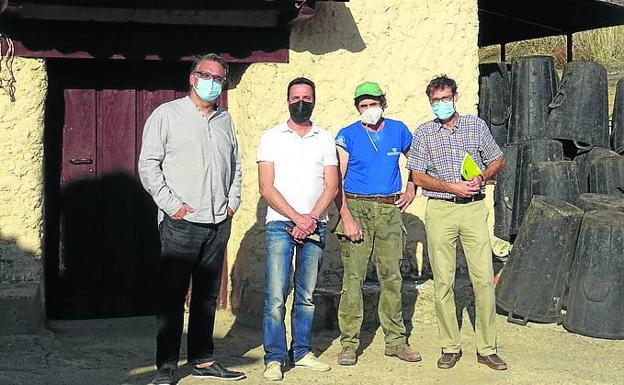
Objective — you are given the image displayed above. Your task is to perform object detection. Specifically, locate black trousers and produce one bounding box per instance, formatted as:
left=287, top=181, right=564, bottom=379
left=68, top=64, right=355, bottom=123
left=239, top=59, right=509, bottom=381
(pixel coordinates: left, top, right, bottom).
left=156, top=215, right=232, bottom=370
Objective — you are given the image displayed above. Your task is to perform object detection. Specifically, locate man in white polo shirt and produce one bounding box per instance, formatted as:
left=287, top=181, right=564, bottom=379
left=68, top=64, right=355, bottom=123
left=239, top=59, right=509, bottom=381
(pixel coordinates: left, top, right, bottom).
left=257, top=77, right=339, bottom=381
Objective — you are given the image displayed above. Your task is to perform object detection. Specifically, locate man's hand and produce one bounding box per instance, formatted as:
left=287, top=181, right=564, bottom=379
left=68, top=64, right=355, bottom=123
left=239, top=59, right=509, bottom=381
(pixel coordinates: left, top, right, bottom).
left=452, top=181, right=481, bottom=198
left=294, top=213, right=317, bottom=235
left=172, top=203, right=196, bottom=220
left=395, top=184, right=416, bottom=212
left=466, top=175, right=484, bottom=190
left=343, top=217, right=363, bottom=242
left=227, top=207, right=235, bottom=217
left=289, top=226, right=308, bottom=244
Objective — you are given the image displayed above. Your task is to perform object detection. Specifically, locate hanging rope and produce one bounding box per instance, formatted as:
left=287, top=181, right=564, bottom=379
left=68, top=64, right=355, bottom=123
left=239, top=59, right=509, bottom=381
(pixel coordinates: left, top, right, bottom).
left=0, top=34, right=16, bottom=102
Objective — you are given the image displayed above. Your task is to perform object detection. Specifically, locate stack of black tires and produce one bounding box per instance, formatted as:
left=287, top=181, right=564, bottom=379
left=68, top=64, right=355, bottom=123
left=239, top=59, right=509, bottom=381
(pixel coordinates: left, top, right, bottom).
left=478, top=56, right=624, bottom=339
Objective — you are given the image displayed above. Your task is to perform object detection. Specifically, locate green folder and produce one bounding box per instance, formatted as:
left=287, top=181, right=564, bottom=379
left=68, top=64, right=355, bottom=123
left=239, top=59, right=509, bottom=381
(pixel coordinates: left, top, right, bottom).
left=461, top=152, right=482, bottom=180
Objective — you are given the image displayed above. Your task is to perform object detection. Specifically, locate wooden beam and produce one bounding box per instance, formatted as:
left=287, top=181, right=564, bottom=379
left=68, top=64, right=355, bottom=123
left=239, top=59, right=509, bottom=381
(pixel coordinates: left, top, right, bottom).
left=479, top=8, right=565, bottom=34
left=6, top=4, right=281, bottom=27
left=3, top=19, right=290, bottom=63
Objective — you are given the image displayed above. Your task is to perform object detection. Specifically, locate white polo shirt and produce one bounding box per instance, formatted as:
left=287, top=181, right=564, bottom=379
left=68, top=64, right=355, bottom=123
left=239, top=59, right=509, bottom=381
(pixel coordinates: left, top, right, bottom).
left=257, top=122, right=338, bottom=223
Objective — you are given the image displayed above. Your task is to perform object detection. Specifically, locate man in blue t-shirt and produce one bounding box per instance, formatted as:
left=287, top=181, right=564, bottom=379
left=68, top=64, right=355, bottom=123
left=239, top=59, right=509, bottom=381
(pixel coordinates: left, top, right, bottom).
left=334, top=82, right=420, bottom=366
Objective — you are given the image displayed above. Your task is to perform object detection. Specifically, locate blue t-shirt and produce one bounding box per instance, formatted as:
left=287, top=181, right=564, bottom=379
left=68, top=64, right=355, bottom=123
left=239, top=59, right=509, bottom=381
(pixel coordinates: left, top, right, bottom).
left=335, top=118, right=413, bottom=195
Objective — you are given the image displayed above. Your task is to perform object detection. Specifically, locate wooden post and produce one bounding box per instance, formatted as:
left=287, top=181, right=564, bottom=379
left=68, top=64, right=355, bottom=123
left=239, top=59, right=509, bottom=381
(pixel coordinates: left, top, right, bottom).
left=501, top=43, right=506, bottom=62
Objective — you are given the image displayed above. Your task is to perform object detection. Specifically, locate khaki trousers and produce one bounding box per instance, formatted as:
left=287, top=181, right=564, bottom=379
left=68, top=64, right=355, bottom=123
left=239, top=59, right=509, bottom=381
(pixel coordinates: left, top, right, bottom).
left=425, top=199, right=497, bottom=355
left=336, top=199, right=407, bottom=350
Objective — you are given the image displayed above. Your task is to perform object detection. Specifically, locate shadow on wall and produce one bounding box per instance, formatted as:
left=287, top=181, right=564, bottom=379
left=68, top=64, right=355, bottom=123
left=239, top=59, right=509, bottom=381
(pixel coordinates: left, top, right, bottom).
left=0, top=235, right=41, bottom=284
left=291, top=3, right=366, bottom=55
left=230, top=198, right=268, bottom=329
left=0, top=234, right=45, bottom=336
left=403, top=211, right=429, bottom=281
left=224, top=199, right=267, bottom=362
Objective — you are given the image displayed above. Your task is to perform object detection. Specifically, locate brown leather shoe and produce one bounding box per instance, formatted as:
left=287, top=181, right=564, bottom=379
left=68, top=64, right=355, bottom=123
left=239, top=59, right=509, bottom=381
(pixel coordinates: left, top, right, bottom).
left=437, top=350, right=462, bottom=369
left=384, top=344, right=422, bottom=362
left=477, top=353, right=508, bottom=370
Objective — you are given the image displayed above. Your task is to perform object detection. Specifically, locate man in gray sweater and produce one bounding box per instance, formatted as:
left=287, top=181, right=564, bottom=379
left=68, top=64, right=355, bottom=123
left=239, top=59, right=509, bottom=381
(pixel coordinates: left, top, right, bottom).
left=139, top=53, right=245, bottom=385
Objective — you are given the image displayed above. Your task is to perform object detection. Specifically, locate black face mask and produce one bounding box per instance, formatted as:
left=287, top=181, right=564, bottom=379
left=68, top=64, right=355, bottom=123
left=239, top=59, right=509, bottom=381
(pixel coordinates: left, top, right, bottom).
left=288, top=100, right=314, bottom=124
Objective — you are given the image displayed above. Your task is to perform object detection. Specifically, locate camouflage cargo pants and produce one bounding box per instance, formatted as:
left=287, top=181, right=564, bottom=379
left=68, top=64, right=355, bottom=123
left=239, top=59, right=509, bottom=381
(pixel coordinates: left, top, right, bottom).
left=335, top=199, right=407, bottom=349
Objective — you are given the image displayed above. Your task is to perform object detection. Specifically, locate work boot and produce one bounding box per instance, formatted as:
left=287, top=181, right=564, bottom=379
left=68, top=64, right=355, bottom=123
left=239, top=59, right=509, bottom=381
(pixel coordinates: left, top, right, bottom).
left=384, top=344, right=422, bottom=362
left=337, top=347, right=357, bottom=366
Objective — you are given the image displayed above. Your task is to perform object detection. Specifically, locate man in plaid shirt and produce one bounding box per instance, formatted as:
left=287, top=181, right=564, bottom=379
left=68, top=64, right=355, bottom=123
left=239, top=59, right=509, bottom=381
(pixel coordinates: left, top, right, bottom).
left=407, top=75, right=507, bottom=371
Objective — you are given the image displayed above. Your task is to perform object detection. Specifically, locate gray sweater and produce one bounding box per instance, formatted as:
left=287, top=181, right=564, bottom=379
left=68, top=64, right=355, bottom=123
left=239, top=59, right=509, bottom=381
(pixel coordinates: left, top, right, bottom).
left=138, top=96, right=242, bottom=224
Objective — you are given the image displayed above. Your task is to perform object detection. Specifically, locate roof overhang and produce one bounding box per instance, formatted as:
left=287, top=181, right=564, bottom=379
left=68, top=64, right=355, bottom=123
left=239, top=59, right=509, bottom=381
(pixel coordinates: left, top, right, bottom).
left=0, top=0, right=348, bottom=27
left=0, top=1, right=348, bottom=62
left=479, top=0, right=624, bottom=46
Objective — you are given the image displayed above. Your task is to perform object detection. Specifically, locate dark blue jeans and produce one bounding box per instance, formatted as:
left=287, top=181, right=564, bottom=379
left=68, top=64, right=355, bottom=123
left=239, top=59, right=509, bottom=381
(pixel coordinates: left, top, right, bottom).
left=156, top=215, right=231, bottom=370
left=263, top=221, right=326, bottom=365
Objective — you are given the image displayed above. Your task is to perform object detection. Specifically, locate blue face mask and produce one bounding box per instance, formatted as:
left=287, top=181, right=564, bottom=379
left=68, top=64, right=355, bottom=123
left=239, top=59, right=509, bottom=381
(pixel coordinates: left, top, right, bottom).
left=194, top=78, right=223, bottom=102
left=432, top=101, right=455, bottom=120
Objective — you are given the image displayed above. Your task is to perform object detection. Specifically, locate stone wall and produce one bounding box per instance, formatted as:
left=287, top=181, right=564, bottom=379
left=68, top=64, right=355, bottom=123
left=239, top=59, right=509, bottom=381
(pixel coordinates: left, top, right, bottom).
left=0, top=57, right=46, bottom=283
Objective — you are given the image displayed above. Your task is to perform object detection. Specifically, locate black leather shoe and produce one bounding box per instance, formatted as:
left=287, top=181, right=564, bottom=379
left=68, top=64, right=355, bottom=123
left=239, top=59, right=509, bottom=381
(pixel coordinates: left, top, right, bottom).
left=477, top=353, right=508, bottom=370
left=149, top=368, right=174, bottom=385
left=192, top=362, right=246, bottom=381
left=437, top=350, right=462, bottom=369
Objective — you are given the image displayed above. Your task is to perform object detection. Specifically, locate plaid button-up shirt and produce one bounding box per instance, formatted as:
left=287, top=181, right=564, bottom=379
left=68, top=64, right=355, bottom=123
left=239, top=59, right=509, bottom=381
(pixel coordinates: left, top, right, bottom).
left=406, top=114, right=504, bottom=199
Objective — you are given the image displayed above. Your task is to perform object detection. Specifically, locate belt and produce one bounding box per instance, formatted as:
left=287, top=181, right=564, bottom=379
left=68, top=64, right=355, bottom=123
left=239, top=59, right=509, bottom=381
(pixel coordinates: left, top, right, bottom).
left=345, top=193, right=399, bottom=204
left=432, top=194, right=486, bottom=204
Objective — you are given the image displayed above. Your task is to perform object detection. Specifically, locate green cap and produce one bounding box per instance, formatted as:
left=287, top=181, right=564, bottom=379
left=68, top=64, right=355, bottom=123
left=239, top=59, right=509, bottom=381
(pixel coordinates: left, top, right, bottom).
left=354, top=81, right=384, bottom=99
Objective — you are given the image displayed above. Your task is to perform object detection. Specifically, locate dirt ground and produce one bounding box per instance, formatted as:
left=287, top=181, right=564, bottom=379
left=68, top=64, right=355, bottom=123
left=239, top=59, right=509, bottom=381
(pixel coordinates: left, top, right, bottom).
left=1, top=281, right=622, bottom=385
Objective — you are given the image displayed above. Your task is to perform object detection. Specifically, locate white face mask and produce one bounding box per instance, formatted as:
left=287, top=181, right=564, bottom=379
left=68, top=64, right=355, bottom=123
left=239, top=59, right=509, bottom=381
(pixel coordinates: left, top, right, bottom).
left=360, top=106, right=383, bottom=125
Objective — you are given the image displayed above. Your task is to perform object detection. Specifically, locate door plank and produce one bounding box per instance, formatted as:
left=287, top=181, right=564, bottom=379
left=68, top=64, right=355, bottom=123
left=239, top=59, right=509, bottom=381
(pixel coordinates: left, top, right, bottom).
left=98, top=88, right=144, bottom=316
left=58, top=88, right=99, bottom=317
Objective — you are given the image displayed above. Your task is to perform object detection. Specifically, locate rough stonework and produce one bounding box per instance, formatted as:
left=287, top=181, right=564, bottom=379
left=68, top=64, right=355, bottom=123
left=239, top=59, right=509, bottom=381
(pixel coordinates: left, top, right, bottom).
left=0, top=57, right=46, bottom=280
left=0, top=57, right=46, bottom=334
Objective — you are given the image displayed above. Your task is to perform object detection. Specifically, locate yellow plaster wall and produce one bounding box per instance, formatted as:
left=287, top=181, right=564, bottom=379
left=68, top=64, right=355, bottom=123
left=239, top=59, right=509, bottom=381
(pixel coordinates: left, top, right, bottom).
left=0, top=57, right=46, bottom=281
left=0, top=0, right=485, bottom=305
left=228, top=0, right=481, bottom=311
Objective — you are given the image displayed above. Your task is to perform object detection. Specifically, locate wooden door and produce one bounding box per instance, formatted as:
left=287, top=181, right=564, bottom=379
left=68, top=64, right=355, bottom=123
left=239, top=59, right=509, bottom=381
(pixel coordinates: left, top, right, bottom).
left=46, top=59, right=226, bottom=318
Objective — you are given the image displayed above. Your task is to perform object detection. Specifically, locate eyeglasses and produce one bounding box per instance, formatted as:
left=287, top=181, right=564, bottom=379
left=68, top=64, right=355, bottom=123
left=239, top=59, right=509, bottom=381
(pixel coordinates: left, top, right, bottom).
left=193, top=71, right=226, bottom=85
left=430, top=94, right=455, bottom=105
